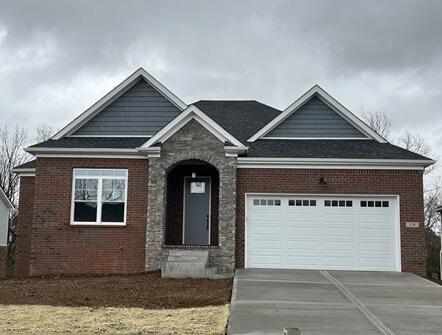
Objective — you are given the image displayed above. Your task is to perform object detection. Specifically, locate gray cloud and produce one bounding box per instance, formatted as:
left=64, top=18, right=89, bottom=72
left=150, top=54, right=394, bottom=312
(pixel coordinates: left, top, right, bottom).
left=0, top=0, right=441, bottom=175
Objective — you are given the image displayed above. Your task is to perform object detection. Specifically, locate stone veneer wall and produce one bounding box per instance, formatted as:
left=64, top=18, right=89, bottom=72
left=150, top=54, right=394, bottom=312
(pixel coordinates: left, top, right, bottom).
left=146, top=119, right=237, bottom=275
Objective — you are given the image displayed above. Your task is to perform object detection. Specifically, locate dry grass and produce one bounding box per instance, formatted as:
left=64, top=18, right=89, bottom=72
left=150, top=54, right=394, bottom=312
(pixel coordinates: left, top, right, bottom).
left=0, top=304, right=229, bottom=335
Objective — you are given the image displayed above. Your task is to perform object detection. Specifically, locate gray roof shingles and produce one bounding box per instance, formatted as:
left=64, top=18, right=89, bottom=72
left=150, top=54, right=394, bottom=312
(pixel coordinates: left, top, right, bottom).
left=13, top=159, right=37, bottom=169
left=26, top=100, right=432, bottom=161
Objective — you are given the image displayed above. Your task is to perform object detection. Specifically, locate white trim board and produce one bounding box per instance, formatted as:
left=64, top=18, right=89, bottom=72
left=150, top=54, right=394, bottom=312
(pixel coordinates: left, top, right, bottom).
left=237, top=157, right=434, bottom=170
left=68, top=135, right=153, bottom=138
left=25, top=147, right=139, bottom=154
left=52, top=68, right=187, bottom=140
left=248, top=85, right=388, bottom=143
left=138, top=104, right=247, bottom=151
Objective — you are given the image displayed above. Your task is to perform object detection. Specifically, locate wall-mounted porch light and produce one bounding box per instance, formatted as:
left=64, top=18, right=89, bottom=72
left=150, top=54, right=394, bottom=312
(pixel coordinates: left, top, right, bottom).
left=191, top=172, right=196, bottom=178
left=319, top=176, right=327, bottom=185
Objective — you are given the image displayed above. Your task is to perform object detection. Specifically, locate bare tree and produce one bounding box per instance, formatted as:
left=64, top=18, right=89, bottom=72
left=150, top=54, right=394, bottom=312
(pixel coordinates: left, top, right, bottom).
left=362, top=111, right=392, bottom=140
left=0, top=124, right=30, bottom=206
left=35, top=124, right=56, bottom=143
left=424, top=178, right=441, bottom=233
left=396, top=131, right=437, bottom=175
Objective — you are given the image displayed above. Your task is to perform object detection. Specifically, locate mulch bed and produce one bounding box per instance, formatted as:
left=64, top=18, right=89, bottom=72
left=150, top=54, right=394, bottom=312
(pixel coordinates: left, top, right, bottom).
left=0, top=271, right=232, bottom=309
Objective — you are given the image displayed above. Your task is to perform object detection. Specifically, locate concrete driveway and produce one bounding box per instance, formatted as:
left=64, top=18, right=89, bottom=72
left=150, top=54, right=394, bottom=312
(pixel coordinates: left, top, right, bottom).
left=228, top=269, right=442, bottom=335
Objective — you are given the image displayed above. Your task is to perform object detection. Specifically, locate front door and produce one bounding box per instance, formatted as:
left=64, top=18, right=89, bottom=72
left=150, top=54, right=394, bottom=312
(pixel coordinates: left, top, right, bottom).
left=183, top=176, right=211, bottom=245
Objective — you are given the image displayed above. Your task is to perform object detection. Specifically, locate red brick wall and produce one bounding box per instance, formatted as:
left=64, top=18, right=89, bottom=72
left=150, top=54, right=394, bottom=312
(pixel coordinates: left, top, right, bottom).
left=30, top=158, right=148, bottom=275
left=16, top=176, right=35, bottom=277
left=236, top=168, right=426, bottom=275
left=0, top=247, right=7, bottom=277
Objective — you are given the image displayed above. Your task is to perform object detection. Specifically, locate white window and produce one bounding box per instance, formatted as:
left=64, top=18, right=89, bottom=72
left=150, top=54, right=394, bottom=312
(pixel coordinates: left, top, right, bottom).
left=71, top=169, right=128, bottom=226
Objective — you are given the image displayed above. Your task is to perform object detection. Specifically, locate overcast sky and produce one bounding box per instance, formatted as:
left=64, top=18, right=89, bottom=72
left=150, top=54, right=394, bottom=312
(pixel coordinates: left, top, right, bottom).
left=0, top=0, right=441, bottom=178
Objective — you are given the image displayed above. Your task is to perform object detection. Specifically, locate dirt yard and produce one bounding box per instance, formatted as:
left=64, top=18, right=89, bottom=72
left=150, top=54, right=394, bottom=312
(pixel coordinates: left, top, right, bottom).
left=0, top=271, right=233, bottom=335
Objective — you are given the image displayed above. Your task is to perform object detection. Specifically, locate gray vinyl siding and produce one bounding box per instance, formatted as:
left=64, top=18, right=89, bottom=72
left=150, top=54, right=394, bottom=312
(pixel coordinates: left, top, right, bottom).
left=73, top=79, right=181, bottom=136
left=266, top=95, right=366, bottom=138
left=0, top=200, right=8, bottom=247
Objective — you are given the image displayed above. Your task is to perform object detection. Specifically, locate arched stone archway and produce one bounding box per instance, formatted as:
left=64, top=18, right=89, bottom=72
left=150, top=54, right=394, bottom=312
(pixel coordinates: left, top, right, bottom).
left=145, top=119, right=236, bottom=276
left=164, top=159, right=220, bottom=246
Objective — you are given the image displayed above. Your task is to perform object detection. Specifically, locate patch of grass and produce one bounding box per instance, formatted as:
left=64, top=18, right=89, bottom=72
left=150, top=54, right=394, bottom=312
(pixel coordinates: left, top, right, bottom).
left=0, top=304, right=229, bottom=335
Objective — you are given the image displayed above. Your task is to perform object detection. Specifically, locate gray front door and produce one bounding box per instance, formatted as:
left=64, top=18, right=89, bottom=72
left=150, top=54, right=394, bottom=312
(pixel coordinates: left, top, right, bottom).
left=184, top=176, right=211, bottom=245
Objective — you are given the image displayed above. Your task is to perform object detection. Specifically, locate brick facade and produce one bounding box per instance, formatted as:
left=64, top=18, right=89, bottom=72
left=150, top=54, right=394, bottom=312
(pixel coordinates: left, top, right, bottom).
left=28, top=158, right=148, bottom=275
left=16, top=158, right=426, bottom=276
left=236, top=168, right=426, bottom=275
left=0, top=246, right=7, bottom=277
left=16, top=176, right=35, bottom=277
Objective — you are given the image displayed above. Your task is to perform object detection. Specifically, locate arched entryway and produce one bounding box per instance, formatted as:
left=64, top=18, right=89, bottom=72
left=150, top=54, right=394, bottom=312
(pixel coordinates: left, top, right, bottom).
left=165, top=159, right=219, bottom=246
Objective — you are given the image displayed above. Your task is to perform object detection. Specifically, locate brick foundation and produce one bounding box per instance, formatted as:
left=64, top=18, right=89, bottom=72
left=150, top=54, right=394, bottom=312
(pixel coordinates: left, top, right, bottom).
left=236, top=168, right=426, bottom=276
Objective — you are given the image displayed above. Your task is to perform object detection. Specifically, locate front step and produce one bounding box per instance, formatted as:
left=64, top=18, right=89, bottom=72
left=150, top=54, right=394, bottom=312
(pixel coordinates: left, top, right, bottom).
left=162, top=249, right=217, bottom=278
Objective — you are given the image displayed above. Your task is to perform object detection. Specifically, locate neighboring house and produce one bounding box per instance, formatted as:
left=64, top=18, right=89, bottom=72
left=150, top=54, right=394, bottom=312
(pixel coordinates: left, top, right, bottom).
left=0, top=187, right=14, bottom=277
left=13, top=68, right=434, bottom=278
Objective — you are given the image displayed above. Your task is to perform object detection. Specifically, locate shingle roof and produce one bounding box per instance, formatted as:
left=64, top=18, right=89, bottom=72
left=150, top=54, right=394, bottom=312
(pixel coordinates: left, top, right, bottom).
left=13, top=159, right=37, bottom=169
left=25, top=101, right=432, bottom=162
left=246, top=140, right=432, bottom=160
left=193, top=100, right=281, bottom=143
left=29, top=137, right=149, bottom=149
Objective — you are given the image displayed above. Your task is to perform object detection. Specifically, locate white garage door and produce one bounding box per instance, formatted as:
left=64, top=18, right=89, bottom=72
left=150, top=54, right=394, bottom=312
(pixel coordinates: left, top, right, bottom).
left=246, top=195, right=400, bottom=271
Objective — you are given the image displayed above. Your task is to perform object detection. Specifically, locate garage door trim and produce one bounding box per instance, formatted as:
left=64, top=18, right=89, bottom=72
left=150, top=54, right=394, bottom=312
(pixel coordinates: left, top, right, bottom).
left=244, top=193, right=401, bottom=271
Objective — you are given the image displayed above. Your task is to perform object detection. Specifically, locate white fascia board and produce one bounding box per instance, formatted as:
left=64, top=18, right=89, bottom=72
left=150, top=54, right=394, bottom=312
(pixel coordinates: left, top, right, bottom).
left=11, top=167, right=36, bottom=177
left=25, top=147, right=139, bottom=154
left=262, top=137, right=372, bottom=140
left=237, top=157, right=434, bottom=170
left=68, top=135, right=153, bottom=138
left=138, top=105, right=245, bottom=149
left=24, top=147, right=147, bottom=160
left=52, top=68, right=187, bottom=140
left=248, top=85, right=387, bottom=143
left=0, top=188, right=14, bottom=209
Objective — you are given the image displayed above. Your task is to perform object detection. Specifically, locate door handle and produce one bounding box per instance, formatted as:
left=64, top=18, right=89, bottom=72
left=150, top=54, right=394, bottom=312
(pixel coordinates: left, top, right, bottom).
left=206, top=214, right=209, bottom=230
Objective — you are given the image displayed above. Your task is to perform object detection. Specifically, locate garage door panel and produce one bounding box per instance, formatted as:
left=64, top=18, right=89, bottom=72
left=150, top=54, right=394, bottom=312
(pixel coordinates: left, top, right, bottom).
left=360, top=228, right=392, bottom=239
left=359, top=256, right=393, bottom=268
left=287, top=227, right=319, bottom=237
left=323, top=256, right=355, bottom=267
left=287, top=241, right=320, bottom=251
left=287, top=257, right=321, bottom=267
left=248, top=240, right=283, bottom=250
left=360, top=242, right=392, bottom=252
left=323, top=213, right=355, bottom=223
left=249, top=254, right=283, bottom=267
left=247, top=195, right=399, bottom=271
left=323, top=227, right=355, bottom=238
left=323, top=241, right=355, bottom=252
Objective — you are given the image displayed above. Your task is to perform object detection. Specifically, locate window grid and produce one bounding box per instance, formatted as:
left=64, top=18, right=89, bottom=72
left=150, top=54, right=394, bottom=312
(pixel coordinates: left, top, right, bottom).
left=324, top=200, right=353, bottom=207
left=253, top=199, right=281, bottom=206
left=71, top=169, right=128, bottom=225
left=361, top=200, right=390, bottom=208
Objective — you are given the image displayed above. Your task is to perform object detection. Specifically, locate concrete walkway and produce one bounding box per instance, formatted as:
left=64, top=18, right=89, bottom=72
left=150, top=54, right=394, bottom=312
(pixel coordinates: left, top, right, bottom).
left=228, top=269, right=442, bottom=335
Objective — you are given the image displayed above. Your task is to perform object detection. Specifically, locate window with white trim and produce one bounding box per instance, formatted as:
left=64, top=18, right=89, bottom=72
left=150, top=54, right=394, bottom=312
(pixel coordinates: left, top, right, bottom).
left=71, top=169, right=128, bottom=225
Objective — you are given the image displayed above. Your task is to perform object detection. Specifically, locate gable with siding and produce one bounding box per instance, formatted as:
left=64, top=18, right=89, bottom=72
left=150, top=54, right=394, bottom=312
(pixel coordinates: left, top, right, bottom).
left=266, top=95, right=367, bottom=138
left=73, top=79, right=181, bottom=136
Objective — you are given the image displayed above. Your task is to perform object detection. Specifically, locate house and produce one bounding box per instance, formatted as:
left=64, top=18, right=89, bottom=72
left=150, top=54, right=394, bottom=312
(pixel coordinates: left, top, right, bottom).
left=0, top=187, right=14, bottom=277
left=13, top=68, right=434, bottom=278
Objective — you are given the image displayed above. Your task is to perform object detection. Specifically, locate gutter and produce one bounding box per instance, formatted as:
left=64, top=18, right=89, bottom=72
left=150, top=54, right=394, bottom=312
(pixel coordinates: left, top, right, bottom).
left=236, top=157, right=435, bottom=170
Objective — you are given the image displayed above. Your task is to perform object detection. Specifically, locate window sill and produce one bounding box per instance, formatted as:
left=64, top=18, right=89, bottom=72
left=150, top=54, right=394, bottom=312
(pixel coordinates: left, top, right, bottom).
left=70, top=223, right=126, bottom=227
